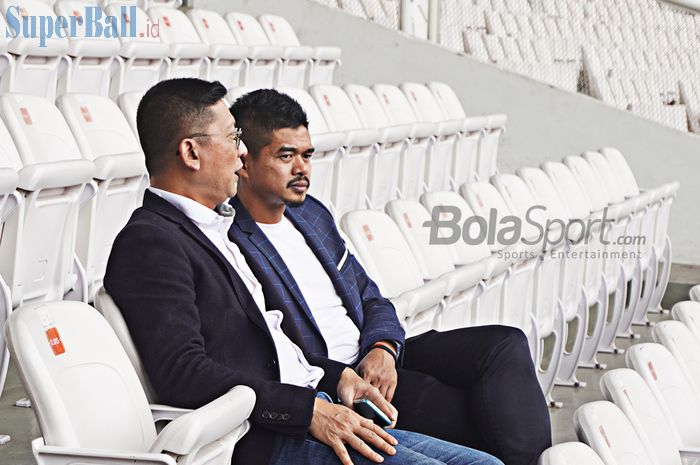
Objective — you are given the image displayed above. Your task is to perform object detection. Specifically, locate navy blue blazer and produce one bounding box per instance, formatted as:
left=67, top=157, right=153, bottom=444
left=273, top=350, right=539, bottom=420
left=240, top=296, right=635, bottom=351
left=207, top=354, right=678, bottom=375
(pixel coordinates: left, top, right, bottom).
left=104, top=191, right=348, bottom=465
left=228, top=195, right=405, bottom=361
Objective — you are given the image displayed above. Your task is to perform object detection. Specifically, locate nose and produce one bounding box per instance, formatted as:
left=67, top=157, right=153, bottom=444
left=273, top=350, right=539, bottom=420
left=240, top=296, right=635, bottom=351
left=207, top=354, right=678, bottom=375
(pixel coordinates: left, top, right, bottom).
left=292, top=153, right=309, bottom=176
left=238, top=140, right=248, bottom=157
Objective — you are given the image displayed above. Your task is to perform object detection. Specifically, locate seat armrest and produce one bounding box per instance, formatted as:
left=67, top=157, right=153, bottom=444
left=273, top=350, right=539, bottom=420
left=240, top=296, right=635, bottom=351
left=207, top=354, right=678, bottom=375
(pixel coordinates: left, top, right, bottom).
left=119, top=41, right=169, bottom=59
left=248, top=45, right=283, bottom=60
left=311, top=132, right=346, bottom=152
left=32, top=437, right=176, bottom=465
left=410, top=122, right=437, bottom=139
left=280, top=46, right=313, bottom=60
left=93, top=152, right=147, bottom=180
left=150, top=404, right=193, bottom=423
left=439, top=262, right=486, bottom=295
left=377, top=124, right=412, bottom=143
left=485, top=113, right=507, bottom=129
left=679, top=446, right=700, bottom=458
left=0, top=167, right=18, bottom=194
left=461, top=116, right=488, bottom=133
left=393, top=279, right=447, bottom=318
left=344, top=128, right=381, bottom=147
left=18, top=160, right=95, bottom=191
left=480, top=255, right=511, bottom=278
left=312, top=46, right=341, bottom=60
left=149, top=386, right=256, bottom=456
left=434, top=119, right=464, bottom=136
left=168, top=42, right=208, bottom=59
left=208, top=43, right=249, bottom=60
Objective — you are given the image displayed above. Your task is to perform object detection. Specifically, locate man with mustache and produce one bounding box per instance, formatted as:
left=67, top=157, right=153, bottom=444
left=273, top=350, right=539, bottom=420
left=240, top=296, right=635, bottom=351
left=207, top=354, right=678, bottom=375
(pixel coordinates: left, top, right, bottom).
left=228, top=89, right=552, bottom=465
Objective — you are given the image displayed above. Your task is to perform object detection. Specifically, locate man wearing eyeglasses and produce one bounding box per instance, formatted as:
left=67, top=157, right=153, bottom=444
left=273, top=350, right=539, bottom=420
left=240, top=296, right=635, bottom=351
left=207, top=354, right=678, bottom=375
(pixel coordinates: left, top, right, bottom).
left=104, top=78, right=502, bottom=465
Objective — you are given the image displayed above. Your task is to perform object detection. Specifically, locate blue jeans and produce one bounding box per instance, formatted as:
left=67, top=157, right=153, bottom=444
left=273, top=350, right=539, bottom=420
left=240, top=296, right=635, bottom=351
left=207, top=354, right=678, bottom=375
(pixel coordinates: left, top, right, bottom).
left=269, top=428, right=504, bottom=465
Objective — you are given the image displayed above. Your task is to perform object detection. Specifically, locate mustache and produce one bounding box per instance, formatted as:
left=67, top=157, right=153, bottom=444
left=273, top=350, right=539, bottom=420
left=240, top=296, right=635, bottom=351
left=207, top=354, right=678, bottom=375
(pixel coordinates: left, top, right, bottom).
left=287, top=176, right=310, bottom=188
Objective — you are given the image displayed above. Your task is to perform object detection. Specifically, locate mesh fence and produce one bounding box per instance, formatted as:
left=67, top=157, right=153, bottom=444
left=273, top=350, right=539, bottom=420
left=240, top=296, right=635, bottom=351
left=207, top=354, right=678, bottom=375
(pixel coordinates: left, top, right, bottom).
left=312, top=0, right=700, bottom=133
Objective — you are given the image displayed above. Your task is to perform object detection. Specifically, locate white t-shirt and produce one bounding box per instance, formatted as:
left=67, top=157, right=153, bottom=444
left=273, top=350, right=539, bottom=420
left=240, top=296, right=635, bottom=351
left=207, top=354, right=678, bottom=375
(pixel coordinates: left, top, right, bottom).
left=258, top=217, right=361, bottom=364
left=149, top=188, right=324, bottom=389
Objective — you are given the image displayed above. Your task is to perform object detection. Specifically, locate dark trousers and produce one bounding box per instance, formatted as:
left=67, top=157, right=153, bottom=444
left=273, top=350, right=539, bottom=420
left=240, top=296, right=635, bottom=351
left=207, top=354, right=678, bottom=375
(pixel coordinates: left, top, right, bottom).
left=390, top=326, right=552, bottom=465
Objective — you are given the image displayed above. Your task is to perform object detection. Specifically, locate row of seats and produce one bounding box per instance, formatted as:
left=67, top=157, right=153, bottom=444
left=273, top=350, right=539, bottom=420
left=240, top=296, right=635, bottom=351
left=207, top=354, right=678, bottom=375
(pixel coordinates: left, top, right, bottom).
left=540, top=299, right=700, bottom=465
left=0, top=0, right=341, bottom=104
left=318, top=0, right=700, bottom=133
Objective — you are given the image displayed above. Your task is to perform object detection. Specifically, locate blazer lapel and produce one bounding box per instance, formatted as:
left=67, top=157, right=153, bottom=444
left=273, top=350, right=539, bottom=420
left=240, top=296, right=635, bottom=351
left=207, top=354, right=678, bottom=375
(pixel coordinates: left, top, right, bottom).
left=143, top=191, right=271, bottom=335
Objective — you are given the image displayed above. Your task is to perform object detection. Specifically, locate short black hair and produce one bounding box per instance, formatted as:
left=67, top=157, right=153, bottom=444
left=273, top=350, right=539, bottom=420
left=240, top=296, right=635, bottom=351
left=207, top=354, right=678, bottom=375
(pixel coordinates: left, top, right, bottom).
left=136, top=78, right=228, bottom=175
left=229, top=89, right=308, bottom=158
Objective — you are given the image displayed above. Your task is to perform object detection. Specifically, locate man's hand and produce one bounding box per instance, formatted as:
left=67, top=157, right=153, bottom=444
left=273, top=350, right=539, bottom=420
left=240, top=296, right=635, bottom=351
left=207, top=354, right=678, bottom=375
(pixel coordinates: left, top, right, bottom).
left=309, top=398, right=397, bottom=465
left=337, top=367, right=398, bottom=427
left=356, top=347, right=398, bottom=402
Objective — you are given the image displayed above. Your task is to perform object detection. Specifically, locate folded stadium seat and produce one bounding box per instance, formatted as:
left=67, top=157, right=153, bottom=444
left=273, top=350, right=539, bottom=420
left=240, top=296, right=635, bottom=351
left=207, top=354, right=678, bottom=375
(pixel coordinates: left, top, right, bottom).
left=600, top=368, right=700, bottom=465
left=691, top=288, right=700, bottom=303
left=427, top=81, right=487, bottom=187
left=226, top=12, right=309, bottom=88
left=0, top=94, right=96, bottom=307
left=117, top=91, right=143, bottom=138
left=103, top=3, right=168, bottom=100
left=340, top=209, right=448, bottom=336
left=400, top=83, right=463, bottom=192
left=147, top=6, right=208, bottom=79
left=52, top=1, right=120, bottom=96
left=258, top=14, right=341, bottom=87
left=626, top=343, right=700, bottom=448
left=0, top=0, right=69, bottom=102
left=484, top=11, right=507, bottom=36
left=384, top=199, right=486, bottom=333
left=672, top=301, right=700, bottom=344
left=462, top=30, right=491, bottom=62
left=5, top=300, right=255, bottom=465
left=582, top=151, right=646, bottom=339
left=652, top=321, right=700, bottom=394
left=372, top=84, right=436, bottom=200
left=186, top=9, right=248, bottom=90
left=337, top=0, right=369, bottom=19
left=599, top=147, right=678, bottom=320
left=574, top=401, right=656, bottom=465
left=541, top=161, right=608, bottom=371
left=360, top=0, right=396, bottom=30
left=57, top=94, right=147, bottom=302
left=564, top=155, right=631, bottom=355
left=343, top=84, right=409, bottom=209
left=464, top=180, right=564, bottom=406
left=538, top=442, right=605, bottom=465
left=494, top=171, right=586, bottom=389
left=678, top=80, right=700, bottom=133
left=308, top=85, right=384, bottom=214
left=481, top=33, right=507, bottom=66
left=436, top=0, right=466, bottom=52
left=499, top=13, right=520, bottom=37
left=274, top=86, right=347, bottom=216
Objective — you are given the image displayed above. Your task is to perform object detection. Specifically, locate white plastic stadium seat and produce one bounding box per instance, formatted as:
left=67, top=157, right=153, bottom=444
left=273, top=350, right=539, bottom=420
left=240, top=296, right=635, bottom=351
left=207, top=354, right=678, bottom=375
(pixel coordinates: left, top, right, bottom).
left=57, top=93, right=147, bottom=302
left=187, top=9, right=248, bottom=88
left=53, top=1, right=120, bottom=96
left=309, top=85, right=381, bottom=215
left=147, top=6, right=208, bottom=79
left=259, top=14, right=341, bottom=86
left=226, top=12, right=309, bottom=88
left=691, top=286, right=700, bottom=303
left=574, top=401, right=655, bottom=465
left=652, top=320, right=700, bottom=395
left=0, top=93, right=96, bottom=307
left=341, top=209, right=447, bottom=337
left=344, top=84, right=410, bottom=209
left=672, top=301, right=700, bottom=344
left=626, top=343, right=700, bottom=448
left=104, top=3, right=169, bottom=99
left=0, top=0, right=69, bottom=102
left=5, top=300, right=255, bottom=465
left=538, top=442, right=605, bottom=465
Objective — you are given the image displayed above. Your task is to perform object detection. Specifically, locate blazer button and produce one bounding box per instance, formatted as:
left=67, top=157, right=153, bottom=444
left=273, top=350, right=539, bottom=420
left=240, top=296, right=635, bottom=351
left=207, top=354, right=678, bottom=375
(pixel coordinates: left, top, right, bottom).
left=262, top=410, right=271, bottom=419
left=269, top=412, right=279, bottom=420
left=280, top=413, right=291, bottom=421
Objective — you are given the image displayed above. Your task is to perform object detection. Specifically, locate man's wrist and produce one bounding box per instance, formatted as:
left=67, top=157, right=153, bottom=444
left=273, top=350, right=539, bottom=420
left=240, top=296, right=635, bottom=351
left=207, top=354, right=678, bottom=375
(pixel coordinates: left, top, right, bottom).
left=370, top=341, right=398, bottom=362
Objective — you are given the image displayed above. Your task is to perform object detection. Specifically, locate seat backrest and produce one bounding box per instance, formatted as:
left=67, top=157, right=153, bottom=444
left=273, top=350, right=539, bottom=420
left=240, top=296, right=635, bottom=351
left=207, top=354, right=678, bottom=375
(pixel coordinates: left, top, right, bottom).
left=276, top=87, right=331, bottom=135
left=461, top=182, right=513, bottom=253
left=652, top=320, right=700, bottom=396
left=574, top=401, right=657, bottom=465
left=226, top=12, right=272, bottom=46
left=626, top=343, right=700, bottom=446
left=428, top=82, right=466, bottom=120
left=385, top=199, right=456, bottom=280
left=600, top=368, right=683, bottom=465
left=53, top=1, right=120, bottom=56
left=188, top=8, right=238, bottom=45
left=149, top=6, right=204, bottom=47
left=400, top=83, right=448, bottom=123
left=94, top=287, right=157, bottom=402
left=582, top=151, right=626, bottom=204
left=0, top=115, right=24, bottom=174
left=690, top=286, right=700, bottom=303
left=344, top=84, right=392, bottom=129
left=420, top=190, right=492, bottom=266
left=372, top=84, right=419, bottom=125
left=517, top=167, right=570, bottom=223
left=117, top=91, right=143, bottom=137
left=542, top=161, right=592, bottom=221
left=310, top=85, right=364, bottom=132
left=564, top=155, right=609, bottom=211
left=258, top=14, right=301, bottom=46
left=538, top=442, right=606, bottom=465
left=672, top=301, right=700, bottom=343
left=5, top=300, right=156, bottom=450
left=104, top=3, right=164, bottom=49
left=599, top=147, right=640, bottom=197
left=340, top=209, right=424, bottom=298
left=491, top=173, right=545, bottom=241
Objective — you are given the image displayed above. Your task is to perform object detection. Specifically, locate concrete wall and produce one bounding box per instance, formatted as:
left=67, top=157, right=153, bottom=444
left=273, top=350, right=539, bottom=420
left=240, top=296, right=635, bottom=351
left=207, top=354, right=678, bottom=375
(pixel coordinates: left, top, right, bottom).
left=195, top=0, right=700, bottom=265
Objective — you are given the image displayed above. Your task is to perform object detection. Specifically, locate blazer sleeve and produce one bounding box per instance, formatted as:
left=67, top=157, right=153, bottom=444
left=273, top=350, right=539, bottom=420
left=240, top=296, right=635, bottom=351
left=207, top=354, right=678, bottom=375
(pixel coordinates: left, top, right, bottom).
left=104, top=220, right=319, bottom=438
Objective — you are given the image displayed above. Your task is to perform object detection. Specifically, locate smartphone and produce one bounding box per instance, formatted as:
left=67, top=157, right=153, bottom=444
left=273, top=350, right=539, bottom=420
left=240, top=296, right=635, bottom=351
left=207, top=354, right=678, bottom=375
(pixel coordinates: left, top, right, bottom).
left=353, top=399, right=392, bottom=427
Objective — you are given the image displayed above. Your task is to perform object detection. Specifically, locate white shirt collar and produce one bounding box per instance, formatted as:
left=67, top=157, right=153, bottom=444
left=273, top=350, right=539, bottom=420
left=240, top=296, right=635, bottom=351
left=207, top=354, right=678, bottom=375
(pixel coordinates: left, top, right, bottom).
left=149, top=187, right=235, bottom=227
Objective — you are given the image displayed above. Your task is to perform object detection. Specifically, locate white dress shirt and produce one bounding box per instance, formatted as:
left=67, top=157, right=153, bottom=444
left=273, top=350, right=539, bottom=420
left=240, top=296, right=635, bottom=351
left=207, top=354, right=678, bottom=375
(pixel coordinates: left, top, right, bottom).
left=149, top=188, right=325, bottom=389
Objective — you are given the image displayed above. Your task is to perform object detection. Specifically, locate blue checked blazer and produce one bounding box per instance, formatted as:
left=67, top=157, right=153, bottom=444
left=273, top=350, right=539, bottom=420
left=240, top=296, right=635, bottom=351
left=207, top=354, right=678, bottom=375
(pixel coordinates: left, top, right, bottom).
left=228, top=195, right=405, bottom=360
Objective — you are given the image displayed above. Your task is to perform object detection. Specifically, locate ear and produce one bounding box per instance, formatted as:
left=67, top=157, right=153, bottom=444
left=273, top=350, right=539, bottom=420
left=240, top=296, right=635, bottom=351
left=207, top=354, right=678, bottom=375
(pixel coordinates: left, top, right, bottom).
left=177, top=138, right=200, bottom=171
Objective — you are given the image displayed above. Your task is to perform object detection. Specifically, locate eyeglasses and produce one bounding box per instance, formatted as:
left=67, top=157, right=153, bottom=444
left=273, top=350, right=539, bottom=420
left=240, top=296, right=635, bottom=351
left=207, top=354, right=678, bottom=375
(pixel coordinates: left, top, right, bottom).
left=186, top=128, right=244, bottom=150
